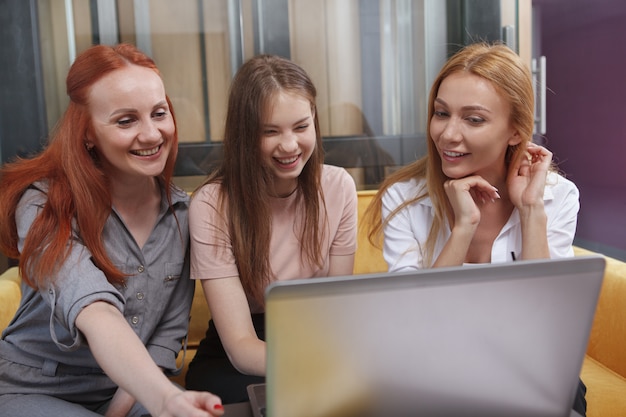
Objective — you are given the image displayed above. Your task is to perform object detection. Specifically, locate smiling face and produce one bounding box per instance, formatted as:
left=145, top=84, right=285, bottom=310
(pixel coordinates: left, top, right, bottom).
left=87, top=64, right=174, bottom=186
left=430, top=72, right=521, bottom=185
left=260, top=90, right=317, bottom=196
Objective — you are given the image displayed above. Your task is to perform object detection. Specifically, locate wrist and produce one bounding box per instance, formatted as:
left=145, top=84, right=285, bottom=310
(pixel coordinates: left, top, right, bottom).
left=155, top=386, right=185, bottom=417
left=451, top=222, right=478, bottom=239
left=518, top=203, right=546, bottom=222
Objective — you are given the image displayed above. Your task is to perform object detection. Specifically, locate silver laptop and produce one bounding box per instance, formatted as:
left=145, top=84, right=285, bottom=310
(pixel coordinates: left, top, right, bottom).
left=253, top=256, right=604, bottom=417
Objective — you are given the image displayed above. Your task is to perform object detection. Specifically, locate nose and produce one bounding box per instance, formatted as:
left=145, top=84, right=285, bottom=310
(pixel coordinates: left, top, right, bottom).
left=278, top=132, right=299, bottom=153
left=437, top=118, right=462, bottom=144
left=138, top=119, right=161, bottom=142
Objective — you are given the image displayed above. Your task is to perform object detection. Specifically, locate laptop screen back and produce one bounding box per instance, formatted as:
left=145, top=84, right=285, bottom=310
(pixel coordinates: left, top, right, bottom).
left=264, top=256, right=605, bottom=417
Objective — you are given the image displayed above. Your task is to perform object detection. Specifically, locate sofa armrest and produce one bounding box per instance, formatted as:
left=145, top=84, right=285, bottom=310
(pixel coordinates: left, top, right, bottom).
left=0, top=267, right=21, bottom=331
left=574, top=247, right=626, bottom=379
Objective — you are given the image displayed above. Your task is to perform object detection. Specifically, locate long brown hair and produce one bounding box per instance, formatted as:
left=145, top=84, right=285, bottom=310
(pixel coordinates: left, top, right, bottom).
left=0, top=43, right=179, bottom=288
left=199, top=54, right=325, bottom=304
left=365, top=42, right=535, bottom=267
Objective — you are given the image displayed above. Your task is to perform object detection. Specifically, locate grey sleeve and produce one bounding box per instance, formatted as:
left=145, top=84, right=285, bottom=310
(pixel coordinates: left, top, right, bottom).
left=16, top=187, right=125, bottom=351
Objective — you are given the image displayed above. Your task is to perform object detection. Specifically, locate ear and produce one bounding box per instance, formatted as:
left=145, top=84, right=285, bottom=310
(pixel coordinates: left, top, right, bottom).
left=84, top=134, right=96, bottom=151
left=507, top=130, right=522, bottom=146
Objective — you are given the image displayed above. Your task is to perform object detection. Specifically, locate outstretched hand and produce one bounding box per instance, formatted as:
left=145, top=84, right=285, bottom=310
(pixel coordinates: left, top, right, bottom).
left=507, top=142, right=552, bottom=212
left=158, top=390, right=224, bottom=417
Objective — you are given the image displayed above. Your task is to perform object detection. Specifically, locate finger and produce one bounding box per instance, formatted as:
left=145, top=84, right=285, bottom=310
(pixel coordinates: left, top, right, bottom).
left=517, top=157, right=531, bottom=177
left=468, top=188, right=485, bottom=204
left=473, top=190, right=487, bottom=204
left=165, top=392, right=224, bottom=417
left=197, top=394, right=224, bottom=417
left=471, top=183, right=499, bottom=200
left=209, top=404, right=225, bottom=417
left=527, top=144, right=553, bottom=165
left=508, top=144, right=534, bottom=177
left=448, top=179, right=499, bottom=207
left=447, top=175, right=498, bottom=194
left=479, top=188, right=500, bottom=203
left=485, top=188, right=501, bottom=202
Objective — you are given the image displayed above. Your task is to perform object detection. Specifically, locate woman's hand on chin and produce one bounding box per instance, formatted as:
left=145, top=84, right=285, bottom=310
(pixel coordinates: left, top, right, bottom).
left=444, top=175, right=500, bottom=228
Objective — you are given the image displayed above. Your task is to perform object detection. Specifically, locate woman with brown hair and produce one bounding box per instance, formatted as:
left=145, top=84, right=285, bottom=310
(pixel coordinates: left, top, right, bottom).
left=185, top=54, right=358, bottom=403
left=0, top=44, right=223, bottom=417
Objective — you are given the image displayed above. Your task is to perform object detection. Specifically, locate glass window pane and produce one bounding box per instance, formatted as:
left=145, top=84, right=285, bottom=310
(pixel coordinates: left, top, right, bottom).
left=31, top=0, right=521, bottom=190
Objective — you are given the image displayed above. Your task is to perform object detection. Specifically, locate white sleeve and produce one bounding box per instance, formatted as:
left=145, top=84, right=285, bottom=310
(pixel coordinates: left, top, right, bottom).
left=381, top=183, right=426, bottom=272
left=547, top=176, right=580, bottom=259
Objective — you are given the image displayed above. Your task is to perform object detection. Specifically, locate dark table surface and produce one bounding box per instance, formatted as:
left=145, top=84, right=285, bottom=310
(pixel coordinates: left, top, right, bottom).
left=223, top=402, right=253, bottom=417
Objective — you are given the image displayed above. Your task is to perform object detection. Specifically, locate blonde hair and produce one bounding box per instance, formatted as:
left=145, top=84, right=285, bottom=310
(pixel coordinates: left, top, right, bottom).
left=365, top=42, right=535, bottom=267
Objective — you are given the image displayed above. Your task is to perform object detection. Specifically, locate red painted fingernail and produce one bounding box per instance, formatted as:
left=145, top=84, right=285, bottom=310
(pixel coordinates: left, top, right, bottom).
left=214, top=404, right=224, bottom=410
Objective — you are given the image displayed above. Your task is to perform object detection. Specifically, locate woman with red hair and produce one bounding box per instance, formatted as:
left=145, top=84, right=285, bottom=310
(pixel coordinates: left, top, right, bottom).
left=0, top=44, right=223, bottom=417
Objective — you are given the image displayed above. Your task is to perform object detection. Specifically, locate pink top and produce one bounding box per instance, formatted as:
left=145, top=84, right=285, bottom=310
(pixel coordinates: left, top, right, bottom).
left=189, top=164, right=357, bottom=312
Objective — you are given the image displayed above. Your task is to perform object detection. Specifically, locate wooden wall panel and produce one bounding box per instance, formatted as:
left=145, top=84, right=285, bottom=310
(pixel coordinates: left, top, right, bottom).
left=72, top=0, right=92, bottom=54
left=289, top=0, right=363, bottom=137
left=149, top=0, right=206, bottom=143
left=289, top=0, right=331, bottom=136
left=324, top=0, right=363, bottom=136
left=201, top=0, right=232, bottom=141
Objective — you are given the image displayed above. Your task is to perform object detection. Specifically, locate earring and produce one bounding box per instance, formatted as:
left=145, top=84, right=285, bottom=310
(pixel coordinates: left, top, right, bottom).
left=85, top=142, right=95, bottom=151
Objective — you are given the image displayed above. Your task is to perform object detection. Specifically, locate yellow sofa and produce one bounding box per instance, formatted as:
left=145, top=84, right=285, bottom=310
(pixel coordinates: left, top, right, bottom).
left=1, top=190, right=625, bottom=417
left=574, top=247, right=626, bottom=416
left=0, top=264, right=21, bottom=332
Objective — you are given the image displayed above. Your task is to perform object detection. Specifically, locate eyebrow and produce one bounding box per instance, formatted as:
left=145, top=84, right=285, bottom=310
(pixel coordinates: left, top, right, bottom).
left=434, top=98, right=492, bottom=113
left=109, top=100, right=168, bottom=118
left=263, top=115, right=311, bottom=127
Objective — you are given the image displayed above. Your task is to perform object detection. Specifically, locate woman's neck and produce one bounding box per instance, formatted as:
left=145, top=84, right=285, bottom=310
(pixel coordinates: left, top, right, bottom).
left=270, top=179, right=298, bottom=198
left=109, top=176, right=160, bottom=210
left=109, top=177, right=162, bottom=248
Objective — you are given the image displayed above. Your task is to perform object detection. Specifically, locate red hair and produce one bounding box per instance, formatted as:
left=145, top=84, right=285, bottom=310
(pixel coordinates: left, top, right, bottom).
left=0, top=44, right=179, bottom=288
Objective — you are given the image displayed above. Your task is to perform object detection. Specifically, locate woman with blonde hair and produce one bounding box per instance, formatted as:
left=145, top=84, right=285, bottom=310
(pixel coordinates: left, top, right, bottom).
left=186, top=54, right=357, bottom=403
left=0, top=43, right=223, bottom=417
left=365, top=42, right=586, bottom=415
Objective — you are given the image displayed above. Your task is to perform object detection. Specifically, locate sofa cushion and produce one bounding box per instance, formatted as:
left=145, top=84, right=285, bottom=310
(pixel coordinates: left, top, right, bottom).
left=575, top=247, right=626, bottom=379
left=354, top=190, right=387, bottom=275
left=0, top=267, right=21, bottom=331
left=586, top=254, right=626, bottom=378
left=581, top=355, right=626, bottom=417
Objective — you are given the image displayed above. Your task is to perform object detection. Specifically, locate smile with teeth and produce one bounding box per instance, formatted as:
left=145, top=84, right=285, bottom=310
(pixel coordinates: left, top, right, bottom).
left=275, top=155, right=299, bottom=164
left=444, top=150, right=467, bottom=157
left=132, top=145, right=161, bottom=157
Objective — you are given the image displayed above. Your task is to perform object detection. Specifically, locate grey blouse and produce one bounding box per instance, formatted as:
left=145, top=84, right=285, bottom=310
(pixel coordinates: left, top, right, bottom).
left=0, top=182, right=192, bottom=375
